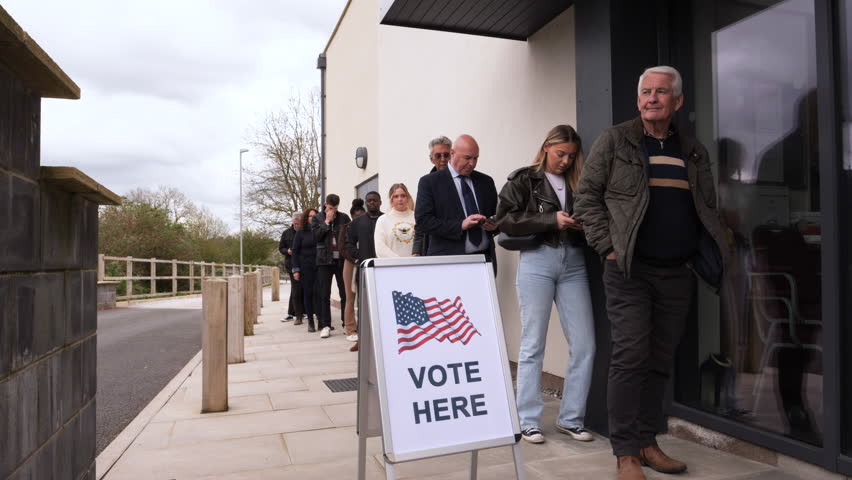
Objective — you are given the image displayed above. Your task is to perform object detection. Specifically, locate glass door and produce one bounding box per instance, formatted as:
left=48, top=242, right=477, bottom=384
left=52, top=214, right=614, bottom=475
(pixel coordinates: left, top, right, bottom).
left=672, top=0, right=824, bottom=447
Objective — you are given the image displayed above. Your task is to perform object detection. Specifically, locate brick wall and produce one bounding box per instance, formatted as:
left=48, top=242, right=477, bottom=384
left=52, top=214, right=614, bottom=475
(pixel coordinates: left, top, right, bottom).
left=0, top=64, right=97, bottom=480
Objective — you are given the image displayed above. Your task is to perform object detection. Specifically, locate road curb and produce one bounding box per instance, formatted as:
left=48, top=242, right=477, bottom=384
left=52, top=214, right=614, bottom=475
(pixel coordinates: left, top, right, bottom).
left=95, top=349, right=202, bottom=479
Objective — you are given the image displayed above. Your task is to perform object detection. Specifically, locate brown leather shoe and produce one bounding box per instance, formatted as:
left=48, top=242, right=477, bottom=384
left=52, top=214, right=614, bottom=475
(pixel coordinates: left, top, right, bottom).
left=617, top=456, right=646, bottom=480
left=639, top=445, right=687, bottom=474
left=350, top=342, right=359, bottom=352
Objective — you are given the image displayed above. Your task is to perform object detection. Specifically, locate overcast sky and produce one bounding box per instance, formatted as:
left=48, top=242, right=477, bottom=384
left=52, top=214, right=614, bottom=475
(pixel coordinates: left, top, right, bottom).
left=3, top=0, right=347, bottom=232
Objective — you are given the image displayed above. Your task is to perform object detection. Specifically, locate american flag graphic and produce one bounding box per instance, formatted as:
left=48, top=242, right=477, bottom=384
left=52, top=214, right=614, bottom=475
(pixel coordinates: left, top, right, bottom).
left=392, top=291, right=481, bottom=354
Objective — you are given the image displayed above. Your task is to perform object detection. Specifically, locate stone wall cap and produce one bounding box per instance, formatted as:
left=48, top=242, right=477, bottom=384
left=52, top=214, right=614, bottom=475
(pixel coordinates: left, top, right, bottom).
left=40, top=166, right=122, bottom=205
left=0, top=5, right=80, bottom=99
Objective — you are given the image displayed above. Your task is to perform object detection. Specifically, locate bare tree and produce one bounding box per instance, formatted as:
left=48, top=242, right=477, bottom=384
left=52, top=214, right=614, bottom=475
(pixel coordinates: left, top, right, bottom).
left=126, top=186, right=197, bottom=225
left=123, top=186, right=228, bottom=240
left=243, top=90, right=321, bottom=231
left=185, top=205, right=229, bottom=240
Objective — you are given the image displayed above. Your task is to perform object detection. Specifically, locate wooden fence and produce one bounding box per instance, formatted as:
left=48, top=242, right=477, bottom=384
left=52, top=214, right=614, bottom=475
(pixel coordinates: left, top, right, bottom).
left=98, top=254, right=277, bottom=301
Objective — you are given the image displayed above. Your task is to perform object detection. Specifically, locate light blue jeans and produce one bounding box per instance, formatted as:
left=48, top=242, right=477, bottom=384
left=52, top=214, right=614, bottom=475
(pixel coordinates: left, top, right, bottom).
left=516, top=241, right=595, bottom=430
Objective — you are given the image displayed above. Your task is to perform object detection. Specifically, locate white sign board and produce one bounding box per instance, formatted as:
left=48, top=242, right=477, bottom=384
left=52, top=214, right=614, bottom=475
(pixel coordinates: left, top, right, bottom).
left=368, top=258, right=519, bottom=462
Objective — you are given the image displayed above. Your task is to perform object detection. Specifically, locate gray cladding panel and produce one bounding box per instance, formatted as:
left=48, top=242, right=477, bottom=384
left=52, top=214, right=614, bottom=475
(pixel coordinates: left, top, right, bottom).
left=382, top=0, right=573, bottom=40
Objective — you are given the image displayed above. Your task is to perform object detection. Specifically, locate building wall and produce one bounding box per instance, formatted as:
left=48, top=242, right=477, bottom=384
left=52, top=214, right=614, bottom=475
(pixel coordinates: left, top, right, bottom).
left=325, top=3, right=578, bottom=376
left=0, top=66, right=97, bottom=480
left=324, top=0, right=381, bottom=205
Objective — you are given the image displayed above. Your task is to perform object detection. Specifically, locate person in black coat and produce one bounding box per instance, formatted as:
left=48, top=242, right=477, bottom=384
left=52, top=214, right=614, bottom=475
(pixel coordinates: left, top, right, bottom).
left=310, top=194, right=351, bottom=338
left=277, top=215, right=303, bottom=323
left=291, top=208, right=319, bottom=332
left=412, top=135, right=451, bottom=256
left=344, top=191, right=383, bottom=275
left=414, top=134, right=499, bottom=273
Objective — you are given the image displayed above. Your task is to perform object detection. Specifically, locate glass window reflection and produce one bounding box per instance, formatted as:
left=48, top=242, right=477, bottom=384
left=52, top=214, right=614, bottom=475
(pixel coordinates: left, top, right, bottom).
left=674, top=0, right=823, bottom=446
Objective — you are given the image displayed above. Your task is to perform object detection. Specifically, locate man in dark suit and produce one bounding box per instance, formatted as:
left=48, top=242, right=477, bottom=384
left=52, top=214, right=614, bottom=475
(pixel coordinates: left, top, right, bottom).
left=413, top=135, right=451, bottom=256
left=415, top=134, right=498, bottom=273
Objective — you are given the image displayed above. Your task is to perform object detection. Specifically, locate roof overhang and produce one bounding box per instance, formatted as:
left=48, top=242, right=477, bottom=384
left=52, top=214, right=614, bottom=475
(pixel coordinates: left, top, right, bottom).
left=0, top=5, right=80, bottom=99
left=380, top=0, right=573, bottom=41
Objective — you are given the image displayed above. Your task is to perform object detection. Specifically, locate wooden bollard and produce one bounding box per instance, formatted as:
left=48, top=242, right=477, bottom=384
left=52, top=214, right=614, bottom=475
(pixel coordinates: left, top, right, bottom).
left=202, top=279, right=228, bottom=413
left=271, top=267, right=280, bottom=302
left=227, top=275, right=245, bottom=364
left=257, top=270, right=263, bottom=310
left=243, top=272, right=257, bottom=335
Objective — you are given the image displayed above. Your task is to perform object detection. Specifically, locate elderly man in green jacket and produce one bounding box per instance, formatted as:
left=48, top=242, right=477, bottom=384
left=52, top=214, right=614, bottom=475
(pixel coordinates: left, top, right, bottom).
left=575, top=65, right=729, bottom=480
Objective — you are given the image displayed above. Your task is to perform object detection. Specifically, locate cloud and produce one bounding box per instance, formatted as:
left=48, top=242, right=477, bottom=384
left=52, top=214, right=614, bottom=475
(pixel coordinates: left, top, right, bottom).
left=3, top=0, right=347, bottom=233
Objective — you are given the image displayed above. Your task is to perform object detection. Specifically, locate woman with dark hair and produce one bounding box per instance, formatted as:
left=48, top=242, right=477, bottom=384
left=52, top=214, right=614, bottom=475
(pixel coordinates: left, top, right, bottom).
left=495, top=124, right=595, bottom=444
left=291, top=208, right=319, bottom=332
left=340, top=199, right=365, bottom=342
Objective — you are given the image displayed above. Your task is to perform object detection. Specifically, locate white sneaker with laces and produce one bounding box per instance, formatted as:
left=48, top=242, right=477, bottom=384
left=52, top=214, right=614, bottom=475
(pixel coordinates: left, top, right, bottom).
left=555, top=424, right=594, bottom=442
left=320, top=327, right=330, bottom=338
left=346, top=334, right=359, bottom=342
left=521, top=427, right=545, bottom=444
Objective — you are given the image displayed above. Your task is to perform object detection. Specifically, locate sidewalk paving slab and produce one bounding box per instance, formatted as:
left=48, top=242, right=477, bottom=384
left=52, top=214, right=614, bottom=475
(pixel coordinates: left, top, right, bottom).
left=99, top=283, right=819, bottom=480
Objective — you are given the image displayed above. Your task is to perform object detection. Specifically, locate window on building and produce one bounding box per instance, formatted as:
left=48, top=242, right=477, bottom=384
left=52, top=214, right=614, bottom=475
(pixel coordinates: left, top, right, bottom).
left=673, top=0, right=823, bottom=447
left=356, top=175, right=379, bottom=202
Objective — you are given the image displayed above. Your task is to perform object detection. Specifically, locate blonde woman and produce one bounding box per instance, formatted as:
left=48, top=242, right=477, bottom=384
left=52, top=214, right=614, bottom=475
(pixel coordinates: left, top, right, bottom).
left=495, top=125, right=595, bottom=444
left=374, top=183, right=416, bottom=257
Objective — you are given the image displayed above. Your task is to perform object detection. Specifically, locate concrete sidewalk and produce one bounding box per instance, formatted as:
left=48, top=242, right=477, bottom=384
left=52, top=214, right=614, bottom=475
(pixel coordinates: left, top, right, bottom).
left=97, top=284, right=809, bottom=479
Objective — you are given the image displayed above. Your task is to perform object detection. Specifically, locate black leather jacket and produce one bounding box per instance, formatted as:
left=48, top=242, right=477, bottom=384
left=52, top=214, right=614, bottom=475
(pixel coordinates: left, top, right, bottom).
left=311, top=209, right=351, bottom=266
left=495, top=166, right=585, bottom=248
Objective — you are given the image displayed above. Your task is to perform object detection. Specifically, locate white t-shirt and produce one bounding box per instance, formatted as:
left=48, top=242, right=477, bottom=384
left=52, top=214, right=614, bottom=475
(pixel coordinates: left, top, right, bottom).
left=544, top=171, right=567, bottom=210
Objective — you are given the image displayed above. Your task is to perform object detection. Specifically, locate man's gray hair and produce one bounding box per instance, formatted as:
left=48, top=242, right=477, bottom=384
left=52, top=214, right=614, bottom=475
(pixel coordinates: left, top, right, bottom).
left=638, top=66, right=683, bottom=97
left=428, top=136, right=452, bottom=152
left=291, top=214, right=300, bottom=223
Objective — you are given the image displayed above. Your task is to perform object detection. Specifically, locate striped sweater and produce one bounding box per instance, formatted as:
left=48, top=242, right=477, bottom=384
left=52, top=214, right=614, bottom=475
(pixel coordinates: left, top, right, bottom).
left=634, top=131, right=700, bottom=266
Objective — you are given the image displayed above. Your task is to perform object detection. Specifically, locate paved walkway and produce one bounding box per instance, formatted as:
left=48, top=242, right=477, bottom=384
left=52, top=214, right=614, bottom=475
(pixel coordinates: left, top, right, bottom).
left=97, top=285, right=811, bottom=479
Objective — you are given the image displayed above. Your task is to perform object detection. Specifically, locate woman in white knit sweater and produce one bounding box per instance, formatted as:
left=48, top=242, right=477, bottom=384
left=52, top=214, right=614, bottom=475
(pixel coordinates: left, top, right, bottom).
left=374, top=183, right=416, bottom=258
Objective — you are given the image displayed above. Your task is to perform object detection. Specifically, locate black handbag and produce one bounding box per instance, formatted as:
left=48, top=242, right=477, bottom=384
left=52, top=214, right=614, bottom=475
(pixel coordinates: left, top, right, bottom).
left=496, top=232, right=540, bottom=251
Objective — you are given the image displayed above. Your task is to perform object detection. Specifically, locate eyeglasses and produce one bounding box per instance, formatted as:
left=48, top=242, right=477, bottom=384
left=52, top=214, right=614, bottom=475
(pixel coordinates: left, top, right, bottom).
left=431, top=152, right=450, bottom=159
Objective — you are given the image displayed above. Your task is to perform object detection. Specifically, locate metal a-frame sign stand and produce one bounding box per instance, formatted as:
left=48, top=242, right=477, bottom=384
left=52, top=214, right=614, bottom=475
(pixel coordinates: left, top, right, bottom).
left=355, top=255, right=525, bottom=480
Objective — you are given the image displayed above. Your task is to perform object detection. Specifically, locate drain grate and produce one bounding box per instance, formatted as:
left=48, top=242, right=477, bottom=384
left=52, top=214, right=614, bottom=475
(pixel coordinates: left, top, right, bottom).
left=323, top=377, right=359, bottom=392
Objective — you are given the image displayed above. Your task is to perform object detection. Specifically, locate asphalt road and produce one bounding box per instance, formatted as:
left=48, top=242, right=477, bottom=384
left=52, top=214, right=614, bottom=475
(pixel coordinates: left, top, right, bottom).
left=96, top=304, right=202, bottom=455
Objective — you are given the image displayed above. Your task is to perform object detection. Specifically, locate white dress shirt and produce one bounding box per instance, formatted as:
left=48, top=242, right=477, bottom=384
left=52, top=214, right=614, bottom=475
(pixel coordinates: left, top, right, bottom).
left=446, top=162, right=490, bottom=253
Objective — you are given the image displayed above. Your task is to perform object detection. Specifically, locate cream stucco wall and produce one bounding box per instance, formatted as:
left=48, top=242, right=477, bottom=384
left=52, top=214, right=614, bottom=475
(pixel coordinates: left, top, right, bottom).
left=325, top=3, right=578, bottom=378
left=325, top=0, right=380, bottom=202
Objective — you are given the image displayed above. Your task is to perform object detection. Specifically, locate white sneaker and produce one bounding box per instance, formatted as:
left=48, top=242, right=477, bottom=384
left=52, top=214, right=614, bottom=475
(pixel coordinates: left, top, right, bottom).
left=345, top=334, right=359, bottom=342
left=555, top=424, right=594, bottom=442
left=521, top=428, right=545, bottom=444
left=320, top=327, right=330, bottom=338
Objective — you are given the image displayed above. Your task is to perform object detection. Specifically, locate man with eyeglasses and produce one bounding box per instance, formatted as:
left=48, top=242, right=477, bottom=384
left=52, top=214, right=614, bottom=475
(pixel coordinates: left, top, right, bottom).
left=415, top=134, right=499, bottom=274
left=428, top=135, right=451, bottom=171
left=413, top=136, right=452, bottom=256
left=575, top=66, right=729, bottom=480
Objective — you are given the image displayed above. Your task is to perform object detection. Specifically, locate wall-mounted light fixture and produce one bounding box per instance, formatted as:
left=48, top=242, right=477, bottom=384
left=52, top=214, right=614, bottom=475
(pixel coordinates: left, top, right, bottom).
left=355, top=146, right=368, bottom=169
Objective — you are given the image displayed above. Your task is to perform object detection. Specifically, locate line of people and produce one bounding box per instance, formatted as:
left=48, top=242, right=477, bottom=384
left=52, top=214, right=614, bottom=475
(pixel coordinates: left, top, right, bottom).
left=277, top=183, right=420, bottom=351
left=278, top=65, right=728, bottom=480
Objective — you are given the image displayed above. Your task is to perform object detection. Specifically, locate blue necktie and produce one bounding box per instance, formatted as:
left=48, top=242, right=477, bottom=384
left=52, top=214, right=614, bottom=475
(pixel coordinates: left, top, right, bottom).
left=460, top=176, right=482, bottom=246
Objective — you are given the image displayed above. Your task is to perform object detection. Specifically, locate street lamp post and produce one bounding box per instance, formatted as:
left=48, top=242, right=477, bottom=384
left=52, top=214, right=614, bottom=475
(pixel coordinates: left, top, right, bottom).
left=239, top=148, right=248, bottom=274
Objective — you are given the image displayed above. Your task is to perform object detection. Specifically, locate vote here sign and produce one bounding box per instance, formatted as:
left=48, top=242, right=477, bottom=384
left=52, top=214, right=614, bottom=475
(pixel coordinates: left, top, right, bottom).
left=372, top=260, right=516, bottom=458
